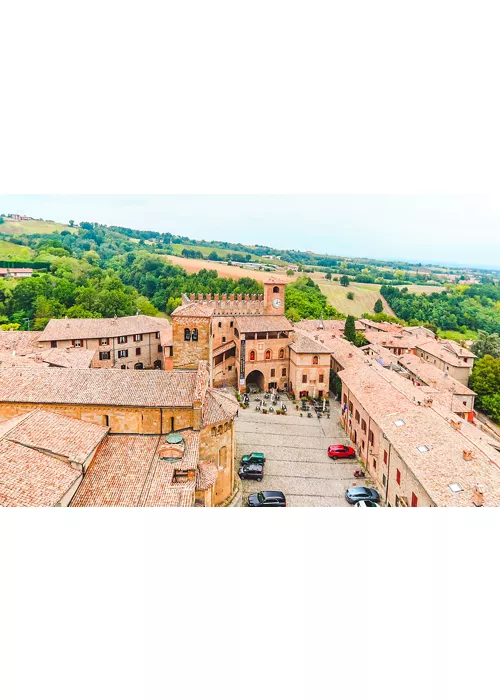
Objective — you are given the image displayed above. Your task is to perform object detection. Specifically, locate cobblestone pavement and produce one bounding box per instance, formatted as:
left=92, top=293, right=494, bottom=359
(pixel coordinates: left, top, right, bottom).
left=235, top=394, right=365, bottom=507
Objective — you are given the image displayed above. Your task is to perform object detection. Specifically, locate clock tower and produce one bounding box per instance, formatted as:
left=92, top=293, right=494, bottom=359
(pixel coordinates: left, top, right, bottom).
left=263, top=279, right=287, bottom=315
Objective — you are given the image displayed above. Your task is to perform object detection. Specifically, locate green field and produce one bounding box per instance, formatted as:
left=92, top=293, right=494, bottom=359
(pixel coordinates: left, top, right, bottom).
left=0, top=219, right=78, bottom=236
left=438, top=329, right=478, bottom=342
left=318, top=280, right=395, bottom=317
left=169, top=242, right=280, bottom=264
left=0, top=240, right=33, bottom=261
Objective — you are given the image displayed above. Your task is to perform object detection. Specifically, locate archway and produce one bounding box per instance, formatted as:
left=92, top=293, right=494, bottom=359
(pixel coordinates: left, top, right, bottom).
left=134, top=362, right=144, bottom=370
left=154, top=359, right=162, bottom=369
left=246, top=369, right=265, bottom=392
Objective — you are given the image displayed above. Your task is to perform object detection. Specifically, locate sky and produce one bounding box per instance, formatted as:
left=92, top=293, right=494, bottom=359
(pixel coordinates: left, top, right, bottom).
left=1, top=194, right=499, bottom=268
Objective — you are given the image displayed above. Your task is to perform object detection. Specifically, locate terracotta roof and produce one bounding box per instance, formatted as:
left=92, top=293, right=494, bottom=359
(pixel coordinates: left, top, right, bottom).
left=397, top=355, right=476, bottom=397
left=363, top=330, right=421, bottom=349
left=171, top=302, right=214, bottom=318
left=213, top=340, right=236, bottom=357
left=289, top=330, right=332, bottom=355
left=0, top=439, right=81, bottom=507
left=39, top=348, right=95, bottom=369
left=0, top=409, right=109, bottom=465
left=196, top=461, right=218, bottom=490
left=236, top=315, right=293, bottom=333
left=0, top=331, right=42, bottom=354
left=38, top=315, right=171, bottom=342
left=0, top=367, right=199, bottom=407
left=202, top=389, right=239, bottom=427
left=416, top=339, right=477, bottom=364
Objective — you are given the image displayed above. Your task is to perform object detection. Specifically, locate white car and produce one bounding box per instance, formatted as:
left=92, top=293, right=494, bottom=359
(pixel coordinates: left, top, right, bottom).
left=355, top=500, right=380, bottom=507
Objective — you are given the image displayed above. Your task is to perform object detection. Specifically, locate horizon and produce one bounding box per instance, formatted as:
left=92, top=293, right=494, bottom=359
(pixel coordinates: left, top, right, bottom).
left=1, top=194, right=499, bottom=270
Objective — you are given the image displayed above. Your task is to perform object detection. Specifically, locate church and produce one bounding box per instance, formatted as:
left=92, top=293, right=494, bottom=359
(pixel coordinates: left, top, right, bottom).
left=171, top=279, right=331, bottom=399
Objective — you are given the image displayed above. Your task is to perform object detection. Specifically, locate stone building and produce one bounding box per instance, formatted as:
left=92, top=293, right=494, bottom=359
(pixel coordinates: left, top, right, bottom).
left=0, top=362, right=238, bottom=507
left=37, top=315, right=172, bottom=370
left=171, top=279, right=332, bottom=398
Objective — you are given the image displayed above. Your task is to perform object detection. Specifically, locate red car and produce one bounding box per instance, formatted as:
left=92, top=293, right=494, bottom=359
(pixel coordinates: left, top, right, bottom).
left=328, top=444, right=356, bottom=460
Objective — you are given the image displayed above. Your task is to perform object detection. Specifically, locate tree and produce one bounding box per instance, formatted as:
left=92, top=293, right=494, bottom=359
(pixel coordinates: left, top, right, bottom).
left=344, top=315, right=356, bottom=344
left=374, top=299, right=383, bottom=314
left=340, top=275, right=350, bottom=287
left=286, top=269, right=294, bottom=277
left=69, top=220, right=75, bottom=227
left=325, top=271, right=332, bottom=280
left=346, top=291, right=354, bottom=300
left=354, top=331, right=368, bottom=347
left=471, top=331, right=500, bottom=359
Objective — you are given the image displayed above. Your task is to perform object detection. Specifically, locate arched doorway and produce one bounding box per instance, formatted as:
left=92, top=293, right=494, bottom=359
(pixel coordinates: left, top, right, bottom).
left=154, top=359, right=162, bottom=369
left=246, top=369, right=265, bottom=392
left=134, top=362, right=144, bottom=370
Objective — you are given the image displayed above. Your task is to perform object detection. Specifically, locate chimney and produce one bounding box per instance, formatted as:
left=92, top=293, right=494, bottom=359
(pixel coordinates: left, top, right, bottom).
left=472, top=486, right=484, bottom=507
left=424, top=396, right=433, bottom=407
left=449, top=418, right=462, bottom=431
left=190, top=294, right=195, bottom=301
left=463, top=449, right=473, bottom=462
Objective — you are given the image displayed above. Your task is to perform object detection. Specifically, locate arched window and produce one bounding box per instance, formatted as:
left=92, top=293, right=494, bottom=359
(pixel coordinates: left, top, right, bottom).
left=279, top=348, right=285, bottom=359
left=184, top=328, right=191, bottom=341
left=192, top=328, right=198, bottom=342
left=273, top=286, right=280, bottom=293
left=265, top=349, right=271, bottom=360
left=211, top=427, right=216, bottom=437
left=313, top=355, right=319, bottom=365
left=249, top=351, right=255, bottom=361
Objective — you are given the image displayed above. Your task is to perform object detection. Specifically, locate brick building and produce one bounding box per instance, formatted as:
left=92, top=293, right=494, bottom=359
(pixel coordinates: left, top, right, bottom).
left=37, top=315, right=172, bottom=370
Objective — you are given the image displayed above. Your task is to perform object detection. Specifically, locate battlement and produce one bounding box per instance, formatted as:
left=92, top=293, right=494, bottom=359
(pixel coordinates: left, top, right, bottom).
left=183, top=293, right=266, bottom=316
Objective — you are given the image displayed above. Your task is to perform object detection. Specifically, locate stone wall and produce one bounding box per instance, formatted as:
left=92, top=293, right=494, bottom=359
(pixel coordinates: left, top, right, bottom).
left=200, top=421, right=235, bottom=505
left=172, top=317, right=212, bottom=370
left=289, top=351, right=330, bottom=398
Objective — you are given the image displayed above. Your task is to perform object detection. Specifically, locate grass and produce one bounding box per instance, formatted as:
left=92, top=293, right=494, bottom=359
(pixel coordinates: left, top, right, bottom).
left=438, top=329, right=478, bottom=342
left=0, top=240, right=33, bottom=261
left=169, top=242, right=267, bottom=263
left=318, top=280, right=394, bottom=317
left=163, top=254, right=291, bottom=282
left=0, top=219, right=79, bottom=236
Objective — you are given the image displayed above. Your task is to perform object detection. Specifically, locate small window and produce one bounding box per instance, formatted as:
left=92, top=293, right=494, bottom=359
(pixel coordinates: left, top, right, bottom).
left=100, top=338, right=109, bottom=346
left=192, top=328, right=198, bottom=342
left=279, top=348, right=285, bottom=359
left=302, top=374, right=307, bottom=383
left=218, top=322, right=222, bottom=328
left=171, top=417, right=175, bottom=432
left=273, top=286, right=280, bottom=293
left=265, top=349, right=271, bottom=360
left=416, top=445, right=429, bottom=453
left=134, top=334, right=143, bottom=342
left=104, top=415, right=109, bottom=426
left=222, top=336, right=226, bottom=343
left=411, top=492, right=418, bottom=508
left=184, top=328, right=191, bottom=341
left=158, top=345, right=163, bottom=353
left=271, top=368, right=276, bottom=377
left=382, top=474, right=387, bottom=487
left=249, top=351, right=255, bottom=361
left=118, top=336, right=127, bottom=344
left=449, top=483, right=463, bottom=494
left=282, top=367, right=287, bottom=377
left=136, top=348, right=141, bottom=356
left=230, top=321, right=234, bottom=328
left=319, top=374, right=324, bottom=383
left=99, top=351, right=111, bottom=361
left=396, top=469, right=401, bottom=485
left=120, top=365, right=127, bottom=369
left=73, top=339, right=82, bottom=347
left=384, top=450, right=388, bottom=465
left=355, top=410, right=360, bottom=423
left=156, top=331, right=160, bottom=339
left=50, top=340, right=57, bottom=348
left=313, top=355, right=319, bottom=365
left=118, top=349, right=128, bottom=359
left=343, top=394, right=347, bottom=405
left=394, top=419, right=405, bottom=427
left=361, top=419, right=367, bottom=433
left=368, top=430, right=374, bottom=445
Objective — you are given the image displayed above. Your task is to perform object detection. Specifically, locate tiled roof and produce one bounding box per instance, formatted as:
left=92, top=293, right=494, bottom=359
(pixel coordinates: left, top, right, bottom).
left=339, top=363, right=500, bottom=507
left=38, top=315, right=171, bottom=342
left=236, top=315, right=294, bottom=333
left=0, top=331, right=42, bottom=353
left=39, top=348, right=95, bottom=369
left=0, top=352, right=49, bottom=368
left=363, top=331, right=422, bottom=349
left=0, top=367, right=199, bottom=407
left=171, top=302, right=214, bottom=318
left=202, top=389, right=239, bottom=426
left=0, top=409, right=109, bottom=465
left=416, top=339, right=476, bottom=364
left=196, top=461, right=218, bottom=490
left=397, top=354, right=476, bottom=396
left=213, top=340, right=236, bottom=357
left=289, top=330, right=332, bottom=355
left=0, top=439, right=81, bottom=507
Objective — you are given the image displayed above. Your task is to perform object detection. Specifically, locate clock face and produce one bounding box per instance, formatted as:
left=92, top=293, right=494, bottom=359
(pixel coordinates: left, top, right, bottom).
left=272, top=298, right=282, bottom=309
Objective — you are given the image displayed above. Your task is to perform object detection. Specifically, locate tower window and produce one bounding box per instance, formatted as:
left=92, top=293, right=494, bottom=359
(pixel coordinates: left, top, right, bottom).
left=279, top=348, right=285, bottom=359
left=192, top=328, right=198, bottom=342
left=313, top=355, right=319, bottom=365
left=184, top=328, right=191, bottom=341
left=273, top=286, right=280, bottom=293
left=249, top=351, right=255, bottom=361
left=265, top=349, right=271, bottom=360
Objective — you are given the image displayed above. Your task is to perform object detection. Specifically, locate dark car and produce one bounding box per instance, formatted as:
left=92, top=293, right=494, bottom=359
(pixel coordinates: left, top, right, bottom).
left=238, top=463, right=264, bottom=481
left=345, top=487, right=380, bottom=505
left=247, top=491, right=286, bottom=507
left=241, top=452, right=266, bottom=466
left=328, top=444, right=356, bottom=460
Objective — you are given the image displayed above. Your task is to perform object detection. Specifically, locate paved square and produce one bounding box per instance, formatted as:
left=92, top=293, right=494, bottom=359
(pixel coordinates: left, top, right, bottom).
left=235, top=395, right=363, bottom=507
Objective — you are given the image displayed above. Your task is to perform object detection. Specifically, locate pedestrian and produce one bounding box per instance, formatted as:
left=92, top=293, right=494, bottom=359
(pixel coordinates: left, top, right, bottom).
left=236, top=409, right=239, bottom=418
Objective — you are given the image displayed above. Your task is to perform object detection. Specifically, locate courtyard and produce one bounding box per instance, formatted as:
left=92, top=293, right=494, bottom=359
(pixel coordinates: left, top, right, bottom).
left=234, top=394, right=364, bottom=507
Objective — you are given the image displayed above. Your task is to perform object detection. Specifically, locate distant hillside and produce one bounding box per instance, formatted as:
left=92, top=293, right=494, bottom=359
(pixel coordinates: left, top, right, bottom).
left=0, top=218, right=79, bottom=236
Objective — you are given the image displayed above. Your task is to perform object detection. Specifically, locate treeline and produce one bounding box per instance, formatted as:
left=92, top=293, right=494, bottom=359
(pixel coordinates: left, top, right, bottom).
left=285, top=276, right=344, bottom=322
left=381, top=284, right=500, bottom=334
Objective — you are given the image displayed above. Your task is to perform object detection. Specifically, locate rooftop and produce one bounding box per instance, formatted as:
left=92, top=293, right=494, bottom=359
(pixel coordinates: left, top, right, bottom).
left=0, top=367, right=200, bottom=408
left=289, top=330, right=332, bottom=355
left=0, top=331, right=42, bottom=354
left=202, top=388, right=239, bottom=427
left=416, top=338, right=477, bottom=364
left=236, top=315, right=294, bottom=334
left=38, top=315, right=171, bottom=342
left=396, top=354, right=476, bottom=397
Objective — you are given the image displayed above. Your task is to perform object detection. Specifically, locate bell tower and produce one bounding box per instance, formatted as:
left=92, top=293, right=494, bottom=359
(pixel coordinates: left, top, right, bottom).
left=263, top=279, right=287, bottom=315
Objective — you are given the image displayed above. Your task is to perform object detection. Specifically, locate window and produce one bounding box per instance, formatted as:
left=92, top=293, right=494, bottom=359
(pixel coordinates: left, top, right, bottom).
left=184, top=328, right=191, bottom=341
left=228, top=365, right=233, bottom=372
left=271, top=368, right=276, bottom=377
left=158, top=345, right=163, bottom=353
left=279, top=348, right=285, bottom=359
left=282, top=367, right=287, bottom=377
left=373, top=459, right=377, bottom=471
left=396, top=469, right=401, bottom=485
left=361, top=419, right=367, bottom=433
left=222, top=336, right=226, bottom=343
left=349, top=401, right=353, bottom=414
left=218, top=322, right=222, bottom=328
left=118, top=349, right=128, bottom=359
left=120, top=365, right=127, bottom=369
left=136, top=348, right=141, bottom=356
left=72, top=339, right=82, bottom=347
left=249, top=351, right=255, bottom=361
left=343, top=394, right=347, bottom=405
left=99, top=351, right=111, bottom=361
left=230, top=321, right=234, bottom=328
left=394, top=419, right=405, bottom=427
left=302, top=374, right=307, bottom=383
left=313, top=355, right=319, bottom=365
left=192, top=328, right=198, bottom=342
left=100, top=338, right=109, bottom=346
left=382, top=474, right=387, bottom=487
left=171, top=417, right=175, bottom=432
left=273, top=286, right=280, bottom=293
left=104, top=415, right=109, bottom=427
left=265, top=349, right=271, bottom=360
left=134, top=334, right=143, bottom=342
left=368, top=430, right=374, bottom=445
left=383, top=450, right=388, bottom=465
left=156, top=331, right=160, bottom=339
left=355, top=410, right=360, bottom=423
left=416, top=445, right=429, bottom=453
left=411, top=492, right=418, bottom=508
left=118, top=336, right=127, bottom=344
left=319, top=374, right=324, bottom=383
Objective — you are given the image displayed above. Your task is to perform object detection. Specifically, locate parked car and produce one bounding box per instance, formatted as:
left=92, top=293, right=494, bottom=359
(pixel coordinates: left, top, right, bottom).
left=355, top=500, right=380, bottom=507
left=238, top=463, right=264, bottom=481
left=248, top=491, right=286, bottom=507
left=241, top=452, right=266, bottom=466
left=345, top=487, right=380, bottom=504
left=328, top=444, right=356, bottom=460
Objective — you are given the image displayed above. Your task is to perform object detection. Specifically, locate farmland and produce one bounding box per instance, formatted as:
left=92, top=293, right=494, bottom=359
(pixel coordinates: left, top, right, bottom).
left=317, top=280, right=395, bottom=317
left=163, top=254, right=293, bottom=282
left=0, top=240, right=33, bottom=261
left=0, top=219, right=78, bottom=236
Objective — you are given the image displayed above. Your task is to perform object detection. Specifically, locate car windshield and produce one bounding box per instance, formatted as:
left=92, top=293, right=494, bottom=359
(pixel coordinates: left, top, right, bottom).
left=257, top=493, right=265, bottom=503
